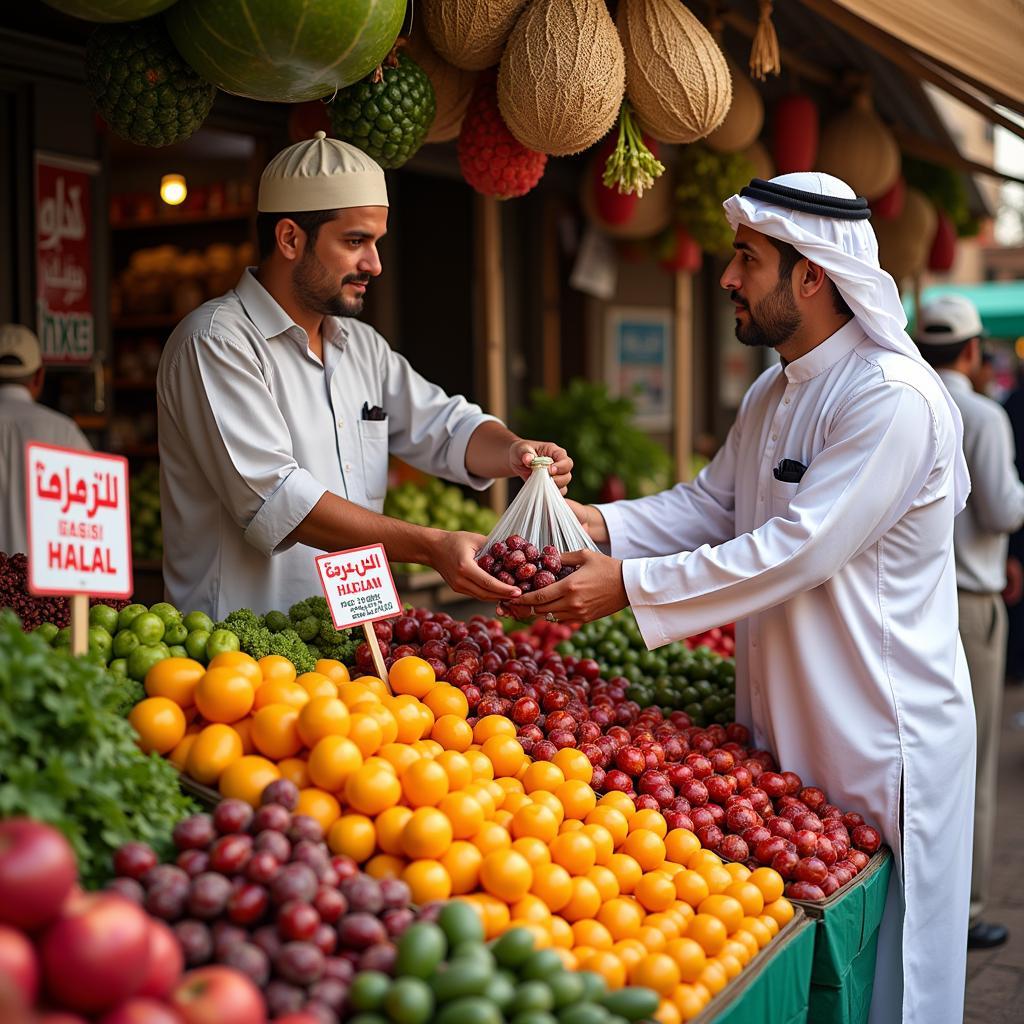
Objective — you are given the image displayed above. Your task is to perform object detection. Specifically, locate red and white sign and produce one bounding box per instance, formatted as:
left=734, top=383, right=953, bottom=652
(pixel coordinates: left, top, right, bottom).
left=35, top=153, right=96, bottom=364
left=26, top=443, right=132, bottom=598
left=315, top=544, right=401, bottom=630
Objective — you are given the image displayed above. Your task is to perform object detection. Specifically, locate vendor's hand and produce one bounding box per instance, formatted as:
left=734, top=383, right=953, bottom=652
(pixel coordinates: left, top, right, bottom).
left=432, top=531, right=524, bottom=602
left=566, top=499, right=609, bottom=546
left=502, top=549, right=628, bottom=623
left=510, top=440, right=573, bottom=493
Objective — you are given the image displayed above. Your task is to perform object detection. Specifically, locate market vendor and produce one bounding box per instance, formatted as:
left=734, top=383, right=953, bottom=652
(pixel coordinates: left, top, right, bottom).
left=157, top=132, right=571, bottom=618
left=512, top=173, right=976, bottom=1024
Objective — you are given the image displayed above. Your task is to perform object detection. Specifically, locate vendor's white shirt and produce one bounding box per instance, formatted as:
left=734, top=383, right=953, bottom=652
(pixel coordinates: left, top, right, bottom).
left=598, top=319, right=975, bottom=1024
left=938, top=369, right=1024, bottom=593
left=157, top=269, right=496, bottom=618
left=0, top=385, right=91, bottom=555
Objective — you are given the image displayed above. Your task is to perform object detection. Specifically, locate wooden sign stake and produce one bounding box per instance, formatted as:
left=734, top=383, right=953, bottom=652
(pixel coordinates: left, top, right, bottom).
left=363, top=623, right=391, bottom=692
left=70, top=593, right=89, bottom=655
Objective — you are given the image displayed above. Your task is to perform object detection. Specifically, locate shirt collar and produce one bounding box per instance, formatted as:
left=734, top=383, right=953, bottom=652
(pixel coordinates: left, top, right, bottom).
left=936, top=368, right=972, bottom=395
left=0, top=384, right=33, bottom=402
left=233, top=268, right=350, bottom=351
left=783, top=318, right=866, bottom=384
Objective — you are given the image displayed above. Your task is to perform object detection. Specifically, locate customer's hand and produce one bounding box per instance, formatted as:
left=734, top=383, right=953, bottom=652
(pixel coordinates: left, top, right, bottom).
left=509, top=440, right=573, bottom=493
left=432, top=531, right=522, bottom=602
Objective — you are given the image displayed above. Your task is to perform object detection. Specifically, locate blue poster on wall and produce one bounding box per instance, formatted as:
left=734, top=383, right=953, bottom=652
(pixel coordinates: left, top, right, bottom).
left=606, top=306, right=673, bottom=430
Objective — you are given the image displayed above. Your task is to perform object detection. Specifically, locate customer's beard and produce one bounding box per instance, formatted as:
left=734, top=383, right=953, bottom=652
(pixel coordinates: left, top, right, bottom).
left=294, top=247, right=368, bottom=317
left=733, top=280, right=801, bottom=349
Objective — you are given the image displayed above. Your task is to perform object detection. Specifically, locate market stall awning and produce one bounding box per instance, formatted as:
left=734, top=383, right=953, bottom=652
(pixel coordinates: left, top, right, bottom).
left=827, top=0, right=1024, bottom=111
left=904, top=282, right=1024, bottom=340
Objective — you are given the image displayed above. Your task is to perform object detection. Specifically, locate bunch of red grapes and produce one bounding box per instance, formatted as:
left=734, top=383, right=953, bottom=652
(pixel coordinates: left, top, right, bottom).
left=108, top=781, right=421, bottom=1023
left=476, top=534, right=576, bottom=593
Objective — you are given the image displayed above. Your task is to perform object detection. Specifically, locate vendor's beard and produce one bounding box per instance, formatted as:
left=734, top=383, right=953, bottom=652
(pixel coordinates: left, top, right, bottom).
left=732, top=279, right=801, bottom=349
left=294, top=247, right=368, bottom=318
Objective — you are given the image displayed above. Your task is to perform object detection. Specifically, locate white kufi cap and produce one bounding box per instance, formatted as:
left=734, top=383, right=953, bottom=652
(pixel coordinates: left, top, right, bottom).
left=258, top=131, right=388, bottom=213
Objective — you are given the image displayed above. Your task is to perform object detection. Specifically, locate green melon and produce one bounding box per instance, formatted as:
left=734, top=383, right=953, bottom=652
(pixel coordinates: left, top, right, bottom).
left=166, top=0, right=407, bottom=103
left=41, top=0, right=178, bottom=20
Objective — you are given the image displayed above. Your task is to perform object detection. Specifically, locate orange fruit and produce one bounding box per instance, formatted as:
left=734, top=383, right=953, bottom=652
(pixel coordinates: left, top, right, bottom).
left=441, top=841, right=482, bottom=894
left=697, top=864, right=732, bottom=897
left=748, top=867, right=785, bottom=904
left=512, top=836, right=552, bottom=869
left=586, top=806, right=630, bottom=847
left=512, top=894, right=552, bottom=925
left=697, top=960, right=727, bottom=997
left=687, top=849, right=722, bottom=872
left=315, top=659, right=350, bottom=685
left=724, top=881, right=765, bottom=917
left=375, top=805, right=414, bottom=855
left=502, top=792, right=533, bottom=815
left=463, top=749, right=494, bottom=781
left=580, top=824, right=614, bottom=865
left=579, top=950, right=626, bottom=989
left=723, top=862, right=751, bottom=883
left=560, top=876, right=602, bottom=922
left=423, top=683, right=469, bottom=719
left=654, top=999, right=682, bottom=1024
left=378, top=742, right=420, bottom=774
left=233, top=717, right=255, bottom=755
left=630, top=809, right=668, bottom=838
left=722, top=938, right=751, bottom=967
left=435, top=751, right=473, bottom=790
left=439, top=792, right=485, bottom=839
left=277, top=756, right=310, bottom=789
left=530, top=862, right=573, bottom=911
left=218, top=755, right=281, bottom=806
left=646, top=913, right=682, bottom=941
left=550, top=832, right=597, bottom=875
left=718, top=952, right=742, bottom=981
left=258, top=655, right=297, bottom=684
left=471, top=821, right=511, bottom=856
left=307, top=736, right=363, bottom=791
left=556, top=779, right=598, bottom=821
left=674, top=870, right=712, bottom=908
left=359, top=703, right=398, bottom=746
left=363, top=854, right=404, bottom=880
left=763, top=897, right=794, bottom=928
left=672, top=982, right=709, bottom=1020
left=194, top=669, right=255, bottom=724
left=481, top=735, right=526, bottom=778
left=383, top=695, right=421, bottom=744
left=207, top=651, right=261, bottom=686
left=631, top=952, right=681, bottom=996
left=599, top=791, right=637, bottom=815
left=402, top=807, right=453, bottom=860
left=186, top=723, right=244, bottom=784
left=401, top=859, right=451, bottom=902
left=432, top=715, right=473, bottom=752
left=344, top=762, right=401, bottom=816
left=253, top=677, right=310, bottom=712
left=472, top=715, right=517, bottom=744
left=357, top=676, right=390, bottom=700
left=666, top=937, right=708, bottom=983
left=637, top=871, right=677, bottom=912
left=573, top=919, right=614, bottom=950
left=586, top=865, right=620, bottom=903
left=621, top=830, right=666, bottom=872
left=511, top=804, right=559, bottom=844
left=295, top=788, right=340, bottom=832
left=531, top=791, right=566, bottom=825
left=550, top=916, right=574, bottom=950
left=637, top=926, right=668, bottom=953
left=744, top=916, right=774, bottom=947
left=328, top=813, right=376, bottom=861
left=598, top=898, right=645, bottom=941
left=687, top=913, right=728, bottom=956
left=413, top=738, right=443, bottom=759
left=465, top=784, right=497, bottom=820
left=402, top=759, right=449, bottom=808
left=251, top=703, right=302, bottom=760
left=665, top=829, right=702, bottom=866
left=293, top=672, right=335, bottom=700
left=347, top=712, right=384, bottom=757
left=295, top=695, right=353, bottom=746
left=559, top=819, right=584, bottom=835
left=479, top=849, right=532, bottom=902
left=522, top=761, right=565, bottom=794
left=472, top=894, right=513, bottom=938
left=607, top=853, right=643, bottom=894
left=389, top=657, right=436, bottom=698
left=144, top=657, right=205, bottom=708
left=552, top=748, right=593, bottom=784
left=129, top=697, right=186, bottom=754
left=169, top=733, right=197, bottom=771
left=414, top=704, right=435, bottom=741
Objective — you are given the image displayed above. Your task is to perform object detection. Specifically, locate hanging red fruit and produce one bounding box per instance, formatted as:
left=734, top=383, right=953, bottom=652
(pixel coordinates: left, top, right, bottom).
left=928, top=210, right=957, bottom=271
left=871, top=176, right=905, bottom=219
left=457, top=72, right=547, bottom=199
left=772, top=94, right=818, bottom=175
left=658, top=225, right=703, bottom=273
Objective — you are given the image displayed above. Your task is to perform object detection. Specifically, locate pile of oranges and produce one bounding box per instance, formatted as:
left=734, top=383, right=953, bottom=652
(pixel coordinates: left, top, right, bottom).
left=130, top=653, right=793, bottom=1023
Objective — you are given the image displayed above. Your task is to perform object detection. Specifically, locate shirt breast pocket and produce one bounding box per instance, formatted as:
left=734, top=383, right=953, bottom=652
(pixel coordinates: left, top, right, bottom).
left=357, top=418, right=389, bottom=503
left=769, top=477, right=800, bottom=519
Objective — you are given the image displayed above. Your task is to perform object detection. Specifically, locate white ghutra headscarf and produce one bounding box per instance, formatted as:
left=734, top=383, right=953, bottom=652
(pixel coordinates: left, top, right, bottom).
left=723, top=171, right=970, bottom=512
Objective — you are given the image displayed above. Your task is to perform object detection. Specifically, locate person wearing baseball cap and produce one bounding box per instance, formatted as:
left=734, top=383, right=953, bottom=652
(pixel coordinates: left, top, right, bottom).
left=0, top=323, right=91, bottom=554
left=916, top=293, right=1024, bottom=952
left=157, top=133, right=572, bottom=618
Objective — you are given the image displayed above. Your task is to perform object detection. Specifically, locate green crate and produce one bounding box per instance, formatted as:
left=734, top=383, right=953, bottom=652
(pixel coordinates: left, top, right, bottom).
left=698, top=909, right=816, bottom=1024
left=793, top=850, right=893, bottom=1024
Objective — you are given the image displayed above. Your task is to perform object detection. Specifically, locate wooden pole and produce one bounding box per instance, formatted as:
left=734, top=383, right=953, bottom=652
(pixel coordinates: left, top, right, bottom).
left=362, top=623, right=391, bottom=691
left=674, top=271, right=694, bottom=483
left=541, top=197, right=562, bottom=397
left=70, top=593, right=89, bottom=656
left=476, top=194, right=508, bottom=514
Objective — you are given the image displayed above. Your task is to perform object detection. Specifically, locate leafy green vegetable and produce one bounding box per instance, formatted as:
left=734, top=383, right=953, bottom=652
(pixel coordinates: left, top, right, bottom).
left=0, top=611, right=195, bottom=888
left=902, top=157, right=980, bottom=238
left=673, top=144, right=755, bottom=254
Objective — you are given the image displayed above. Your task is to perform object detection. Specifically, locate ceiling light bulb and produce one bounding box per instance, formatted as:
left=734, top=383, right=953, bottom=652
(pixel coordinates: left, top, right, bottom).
left=160, top=173, right=187, bottom=206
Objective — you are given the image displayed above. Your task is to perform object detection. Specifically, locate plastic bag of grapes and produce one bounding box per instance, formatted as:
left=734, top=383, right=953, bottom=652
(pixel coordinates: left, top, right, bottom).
left=476, top=457, right=599, bottom=593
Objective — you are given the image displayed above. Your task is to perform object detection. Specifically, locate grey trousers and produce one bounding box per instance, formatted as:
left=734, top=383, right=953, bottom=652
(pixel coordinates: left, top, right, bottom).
left=957, top=590, right=1007, bottom=924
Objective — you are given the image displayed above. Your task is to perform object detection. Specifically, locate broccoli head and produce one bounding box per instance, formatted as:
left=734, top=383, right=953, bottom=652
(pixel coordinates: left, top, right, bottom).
left=289, top=595, right=329, bottom=622
left=215, top=609, right=272, bottom=660
left=265, top=610, right=290, bottom=634
left=317, top=619, right=361, bottom=665
left=294, top=615, right=320, bottom=642
left=268, top=628, right=316, bottom=674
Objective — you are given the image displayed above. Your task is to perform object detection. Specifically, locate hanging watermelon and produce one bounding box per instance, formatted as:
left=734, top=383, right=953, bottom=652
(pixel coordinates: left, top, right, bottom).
left=167, top=0, right=407, bottom=103
left=928, top=210, right=957, bottom=271
left=41, top=0, right=177, bottom=19
left=772, top=94, right=818, bottom=175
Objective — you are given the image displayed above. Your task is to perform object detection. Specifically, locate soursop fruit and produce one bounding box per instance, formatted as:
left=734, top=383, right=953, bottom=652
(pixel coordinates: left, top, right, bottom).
left=85, top=19, right=216, bottom=147
left=329, top=52, right=435, bottom=169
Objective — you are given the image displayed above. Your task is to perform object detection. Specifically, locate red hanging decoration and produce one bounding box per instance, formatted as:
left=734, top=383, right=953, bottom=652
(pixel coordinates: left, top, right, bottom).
left=592, top=134, right=639, bottom=226
left=658, top=225, right=703, bottom=273
left=928, top=210, right=957, bottom=271
left=871, top=176, right=905, bottom=219
left=772, top=94, right=818, bottom=175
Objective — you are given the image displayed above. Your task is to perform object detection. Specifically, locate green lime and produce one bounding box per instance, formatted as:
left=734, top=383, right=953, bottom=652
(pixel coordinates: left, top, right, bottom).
left=109, top=657, right=128, bottom=677
left=32, top=622, right=59, bottom=643
left=547, top=972, right=585, bottom=1008
left=164, top=621, right=189, bottom=646
left=117, top=603, right=148, bottom=631
left=204, top=629, right=240, bottom=659
left=600, top=988, right=660, bottom=1021
left=53, top=626, right=72, bottom=647
left=575, top=972, right=607, bottom=1002
left=89, top=604, right=119, bottom=633
left=511, top=1015, right=558, bottom=1024
left=113, top=629, right=141, bottom=659
left=127, top=642, right=169, bottom=681
left=349, top=971, right=391, bottom=1011
left=384, top=977, right=434, bottom=1024
left=520, top=949, right=563, bottom=982
left=431, top=961, right=491, bottom=1002
left=395, top=922, right=447, bottom=979
left=185, top=629, right=210, bottom=661
left=437, top=901, right=484, bottom=947
left=149, top=601, right=182, bottom=625
left=168, top=645, right=188, bottom=658
left=557, top=1006, right=608, bottom=1024
left=183, top=610, right=214, bottom=633
left=515, top=981, right=554, bottom=1013
left=87, top=626, right=113, bottom=662
left=489, top=973, right=516, bottom=1011
left=491, top=927, right=535, bottom=968
left=450, top=943, right=495, bottom=971
left=434, top=998, right=502, bottom=1024
left=131, top=612, right=165, bottom=645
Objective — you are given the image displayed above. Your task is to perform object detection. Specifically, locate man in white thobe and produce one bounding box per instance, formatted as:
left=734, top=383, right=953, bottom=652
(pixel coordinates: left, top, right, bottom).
left=514, top=173, right=976, bottom=1024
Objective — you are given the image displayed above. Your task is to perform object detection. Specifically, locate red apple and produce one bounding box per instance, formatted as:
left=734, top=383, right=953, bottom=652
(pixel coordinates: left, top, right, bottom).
left=170, top=966, right=266, bottom=1024
left=770, top=849, right=800, bottom=878
left=781, top=772, right=802, bottom=794
left=0, top=923, right=39, bottom=1004
left=799, top=787, right=827, bottom=812
left=0, top=819, right=77, bottom=930
left=741, top=826, right=771, bottom=847
left=852, top=825, right=881, bottom=855
left=138, top=919, right=184, bottom=999
left=766, top=817, right=796, bottom=840
left=680, top=780, right=709, bottom=807
left=718, top=835, right=750, bottom=862
left=759, top=773, right=787, bottom=798
left=819, top=874, right=841, bottom=897
left=695, top=825, right=723, bottom=851
left=793, top=830, right=818, bottom=858
left=785, top=881, right=825, bottom=901
left=98, top=1000, right=185, bottom=1024
left=726, top=805, right=759, bottom=834
left=794, top=857, right=828, bottom=886
left=848, top=850, right=870, bottom=871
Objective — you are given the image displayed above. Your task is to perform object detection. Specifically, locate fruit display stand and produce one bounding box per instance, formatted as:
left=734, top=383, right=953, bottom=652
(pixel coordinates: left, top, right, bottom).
left=697, top=908, right=816, bottom=1024
left=792, top=849, right=893, bottom=1024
